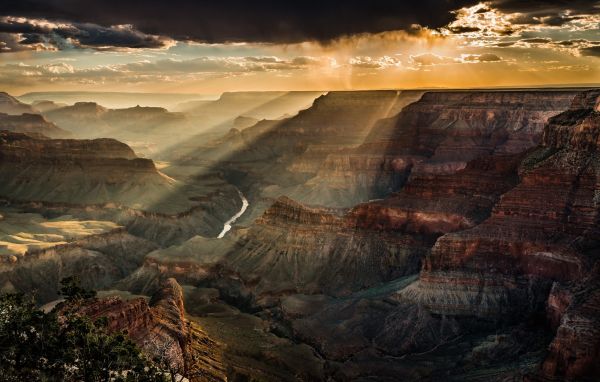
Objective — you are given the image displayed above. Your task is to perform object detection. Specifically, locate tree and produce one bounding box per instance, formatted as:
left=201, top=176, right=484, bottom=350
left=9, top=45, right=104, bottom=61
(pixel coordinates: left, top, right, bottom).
left=0, top=293, right=64, bottom=381
left=59, top=276, right=97, bottom=302
left=0, top=278, right=168, bottom=382
left=60, top=314, right=167, bottom=382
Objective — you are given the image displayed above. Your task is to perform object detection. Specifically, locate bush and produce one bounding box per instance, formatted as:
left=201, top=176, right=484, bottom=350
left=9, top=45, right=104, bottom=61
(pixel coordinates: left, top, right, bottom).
left=0, top=279, right=167, bottom=382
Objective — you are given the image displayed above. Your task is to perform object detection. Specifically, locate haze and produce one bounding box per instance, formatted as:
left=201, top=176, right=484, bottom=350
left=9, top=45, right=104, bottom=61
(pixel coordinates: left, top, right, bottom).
left=0, top=1, right=598, bottom=97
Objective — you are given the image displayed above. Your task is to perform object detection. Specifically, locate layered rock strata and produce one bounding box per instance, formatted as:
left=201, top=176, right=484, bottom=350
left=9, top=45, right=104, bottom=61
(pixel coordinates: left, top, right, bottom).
left=77, top=278, right=226, bottom=382
left=0, top=228, right=157, bottom=303
left=0, top=113, right=70, bottom=138
left=400, top=90, right=600, bottom=319
left=291, top=90, right=580, bottom=207
left=0, top=92, right=36, bottom=115
left=0, top=131, right=196, bottom=213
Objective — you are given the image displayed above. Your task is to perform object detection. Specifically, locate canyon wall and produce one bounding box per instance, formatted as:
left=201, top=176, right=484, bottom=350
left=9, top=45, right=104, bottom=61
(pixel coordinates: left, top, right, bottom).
left=2, top=88, right=599, bottom=380
left=395, top=90, right=600, bottom=380
left=0, top=113, right=70, bottom=138
left=0, top=92, right=36, bottom=115
left=0, top=131, right=202, bottom=214
left=0, top=228, right=157, bottom=303
left=76, top=278, right=226, bottom=382
left=291, top=90, right=579, bottom=207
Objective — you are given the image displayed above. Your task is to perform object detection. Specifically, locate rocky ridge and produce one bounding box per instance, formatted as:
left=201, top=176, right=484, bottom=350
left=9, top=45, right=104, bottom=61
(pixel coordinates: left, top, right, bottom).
left=77, top=278, right=226, bottom=381
left=0, top=92, right=36, bottom=115
left=291, top=90, right=579, bottom=207
left=0, top=113, right=70, bottom=138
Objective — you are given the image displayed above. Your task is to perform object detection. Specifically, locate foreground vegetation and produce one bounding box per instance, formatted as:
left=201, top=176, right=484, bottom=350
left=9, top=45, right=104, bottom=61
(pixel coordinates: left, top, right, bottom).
left=0, top=278, right=167, bottom=382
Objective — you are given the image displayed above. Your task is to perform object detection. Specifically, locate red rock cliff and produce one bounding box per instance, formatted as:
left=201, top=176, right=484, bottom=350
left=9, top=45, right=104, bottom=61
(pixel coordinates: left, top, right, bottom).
left=78, top=278, right=226, bottom=381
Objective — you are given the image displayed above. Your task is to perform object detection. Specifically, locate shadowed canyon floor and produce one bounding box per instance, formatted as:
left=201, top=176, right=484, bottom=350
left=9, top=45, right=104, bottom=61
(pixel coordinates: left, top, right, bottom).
left=1, top=88, right=600, bottom=381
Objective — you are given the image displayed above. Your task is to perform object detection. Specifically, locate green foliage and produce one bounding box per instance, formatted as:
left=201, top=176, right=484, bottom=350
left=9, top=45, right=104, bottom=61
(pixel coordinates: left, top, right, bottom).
left=0, top=278, right=167, bottom=382
left=0, top=293, right=63, bottom=380
left=59, top=276, right=97, bottom=302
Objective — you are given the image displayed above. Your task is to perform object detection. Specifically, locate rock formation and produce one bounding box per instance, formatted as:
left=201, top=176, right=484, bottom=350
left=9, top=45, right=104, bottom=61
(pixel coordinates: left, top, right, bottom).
left=76, top=278, right=226, bottom=381
left=290, top=90, right=579, bottom=207
left=31, top=100, right=67, bottom=113
left=541, top=268, right=600, bottom=380
left=0, top=227, right=157, bottom=303
left=0, top=131, right=197, bottom=213
left=393, top=90, right=600, bottom=380
left=0, top=113, right=70, bottom=138
left=400, top=90, right=600, bottom=318
left=0, top=92, right=36, bottom=115
left=3, top=88, right=600, bottom=381
left=42, top=102, right=199, bottom=156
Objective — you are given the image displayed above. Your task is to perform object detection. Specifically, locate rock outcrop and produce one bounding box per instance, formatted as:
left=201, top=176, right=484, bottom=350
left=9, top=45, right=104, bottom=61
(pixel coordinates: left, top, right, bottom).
left=43, top=102, right=110, bottom=136
left=0, top=113, right=70, bottom=138
left=181, top=91, right=322, bottom=121
left=187, top=90, right=409, bottom=163
left=0, top=131, right=201, bottom=213
left=540, top=269, right=600, bottom=380
left=400, top=90, right=600, bottom=318
left=77, top=278, right=226, bottom=381
left=42, top=102, right=201, bottom=156
left=5, top=88, right=599, bottom=380
left=0, top=92, right=36, bottom=115
left=178, top=90, right=423, bottom=220
left=0, top=228, right=157, bottom=303
left=291, top=90, right=579, bottom=207
left=347, top=152, right=526, bottom=235
left=391, top=90, right=600, bottom=380
left=31, top=100, right=66, bottom=113
left=223, top=196, right=426, bottom=298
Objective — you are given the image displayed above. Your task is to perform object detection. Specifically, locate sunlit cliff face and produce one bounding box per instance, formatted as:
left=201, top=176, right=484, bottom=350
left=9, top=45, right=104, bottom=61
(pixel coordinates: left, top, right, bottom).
left=0, top=1, right=598, bottom=93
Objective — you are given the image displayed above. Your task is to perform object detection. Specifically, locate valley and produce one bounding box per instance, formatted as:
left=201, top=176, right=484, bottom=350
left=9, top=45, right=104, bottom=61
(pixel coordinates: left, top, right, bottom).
left=1, top=87, right=599, bottom=381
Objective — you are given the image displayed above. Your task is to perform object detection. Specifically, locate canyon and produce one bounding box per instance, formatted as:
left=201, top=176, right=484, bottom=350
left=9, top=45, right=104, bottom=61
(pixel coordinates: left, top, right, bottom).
left=1, top=88, right=599, bottom=381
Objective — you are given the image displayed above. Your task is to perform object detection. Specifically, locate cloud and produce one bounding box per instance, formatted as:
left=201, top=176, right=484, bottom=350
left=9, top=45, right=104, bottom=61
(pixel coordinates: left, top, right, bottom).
left=447, top=26, right=481, bottom=33
left=0, top=16, right=174, bottom=52
left=348, top=55, right=402, bottom=69
left=0, top=0, right=477, bottom=45
left=462, top=53, right=503, bottom=62
left=447, top=1, right=599, bottom=39
left=520, top=38, right=552, bottom=44
left=490, top=1, right=600, bottom=22
left=495, top=41, right=517, bottom=47
left=444, top=4, right=517, bottom=37
left=1, top=1, right=598, bottom=51
left=0, top=31, right=47, bottom=52
left=556, top=39, right=590, bottom=46
left=0, top=54, right=336, bottom=89
left=580, top=46, right=600, bottom=57
left=410, top=53, right=459, bottom=66
left=122, top=56, right=330, bottom=73
left=408, top=52, right=504, bottom=67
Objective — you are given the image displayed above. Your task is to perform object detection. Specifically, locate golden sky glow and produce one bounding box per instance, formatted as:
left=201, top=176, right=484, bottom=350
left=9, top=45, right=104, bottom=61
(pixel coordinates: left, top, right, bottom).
left=0, top=2, right=598, bottom=94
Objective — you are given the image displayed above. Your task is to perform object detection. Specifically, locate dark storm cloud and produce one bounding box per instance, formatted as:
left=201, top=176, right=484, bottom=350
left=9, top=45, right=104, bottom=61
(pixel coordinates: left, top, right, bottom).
left=520, top=38, right=553, bottom=44
left=463, top=53, right=503, bottom=62
left=557, top=39, right=590, bottom=46
left=490, top=0, right=600, bottom=26
left=0, top=17, right=170, bottom=51
left=448, top=26, right=481, bottom=33
left=0, top=0, right=478, bottom=45
left=491, top=0, right=599, bottom=15
left=1, top=0, right=598, bottom=50
left=580, top=46, right=600, bottom=57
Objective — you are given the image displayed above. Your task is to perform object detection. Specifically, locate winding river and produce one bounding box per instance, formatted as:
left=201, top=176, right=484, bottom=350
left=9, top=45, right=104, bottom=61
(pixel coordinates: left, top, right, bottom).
left=217, top=189, right=249, bottom=238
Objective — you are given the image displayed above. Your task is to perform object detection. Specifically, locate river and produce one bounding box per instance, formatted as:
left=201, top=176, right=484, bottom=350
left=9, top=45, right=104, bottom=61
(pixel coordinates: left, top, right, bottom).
left=217, top=189, right=249, bottom=238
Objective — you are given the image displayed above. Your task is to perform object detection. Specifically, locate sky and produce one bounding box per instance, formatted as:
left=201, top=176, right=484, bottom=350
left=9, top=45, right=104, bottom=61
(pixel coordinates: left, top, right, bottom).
left=0, top=0, right=598, bottom=94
